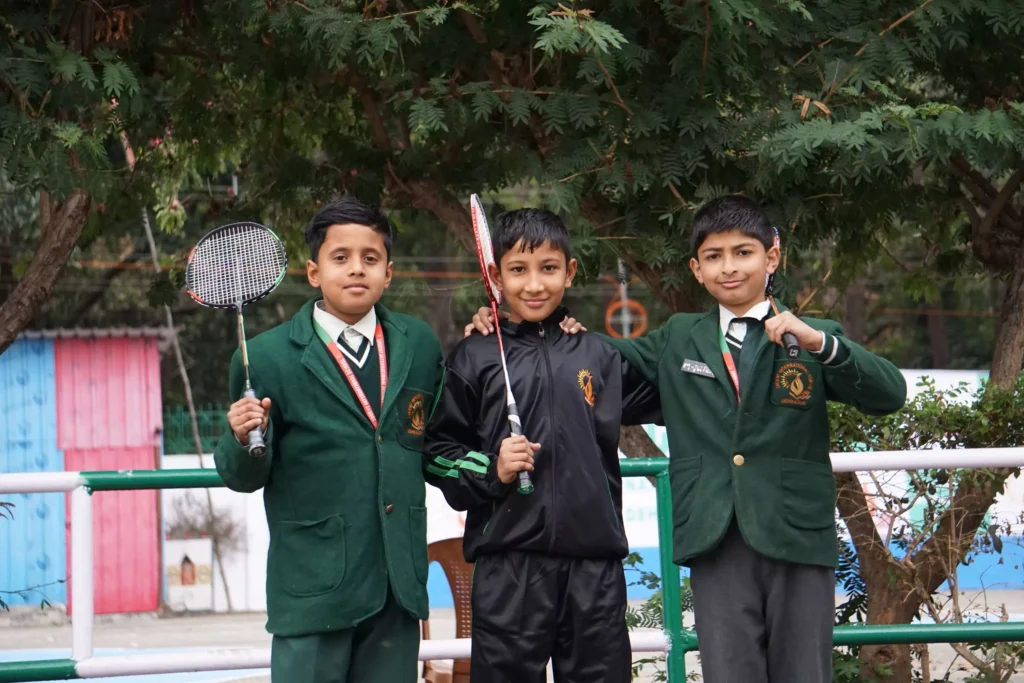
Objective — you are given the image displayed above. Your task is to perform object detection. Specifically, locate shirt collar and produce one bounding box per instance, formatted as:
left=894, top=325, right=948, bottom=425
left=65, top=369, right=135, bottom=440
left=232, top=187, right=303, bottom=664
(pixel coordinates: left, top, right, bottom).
left=719, top=300, right=771, bottom=336
left=313, top=302, right=377, bottom=346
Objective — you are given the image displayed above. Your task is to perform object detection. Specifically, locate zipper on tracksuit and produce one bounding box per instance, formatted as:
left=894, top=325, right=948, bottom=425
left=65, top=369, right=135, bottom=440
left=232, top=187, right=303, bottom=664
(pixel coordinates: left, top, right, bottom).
left=538, top=325, right=559, bottom=554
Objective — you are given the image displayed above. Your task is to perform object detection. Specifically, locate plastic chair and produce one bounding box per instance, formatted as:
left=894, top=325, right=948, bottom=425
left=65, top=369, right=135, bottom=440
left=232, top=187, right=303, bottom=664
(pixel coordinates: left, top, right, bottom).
left=421, top=537, right=473, bottom=683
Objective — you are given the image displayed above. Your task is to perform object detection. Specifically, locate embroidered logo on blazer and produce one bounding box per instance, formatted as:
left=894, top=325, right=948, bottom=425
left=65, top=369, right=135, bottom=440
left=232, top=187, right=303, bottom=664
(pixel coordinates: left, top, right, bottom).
left=407, top=393, right=426, bottom=434
left=577, top=369, right=595, bottom=406
left=773, top=362, right=813, bottom=406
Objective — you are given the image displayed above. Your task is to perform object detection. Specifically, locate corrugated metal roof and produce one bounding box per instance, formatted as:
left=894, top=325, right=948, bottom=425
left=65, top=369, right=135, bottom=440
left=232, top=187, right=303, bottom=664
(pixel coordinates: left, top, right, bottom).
left=18, top=327, right=169, bottom=340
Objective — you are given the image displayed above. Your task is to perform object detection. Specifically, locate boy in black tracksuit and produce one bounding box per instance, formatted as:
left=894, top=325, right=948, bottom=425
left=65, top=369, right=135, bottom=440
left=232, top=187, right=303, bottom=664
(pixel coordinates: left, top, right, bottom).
left=424, top=209, right=661, bottom=683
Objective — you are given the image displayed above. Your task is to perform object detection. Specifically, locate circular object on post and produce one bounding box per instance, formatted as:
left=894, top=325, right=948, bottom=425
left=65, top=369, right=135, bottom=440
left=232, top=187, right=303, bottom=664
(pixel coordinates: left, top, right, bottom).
left=605, top=300, right=648, bottom=339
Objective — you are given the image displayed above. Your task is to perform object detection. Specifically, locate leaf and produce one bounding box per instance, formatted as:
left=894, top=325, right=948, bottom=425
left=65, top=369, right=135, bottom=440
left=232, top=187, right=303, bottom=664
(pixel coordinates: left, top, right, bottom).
left=51, top=122, right=83, bottom=148
left=408, top=98, right=448, bottom=133
left=102, top=61, right=140, bottom=98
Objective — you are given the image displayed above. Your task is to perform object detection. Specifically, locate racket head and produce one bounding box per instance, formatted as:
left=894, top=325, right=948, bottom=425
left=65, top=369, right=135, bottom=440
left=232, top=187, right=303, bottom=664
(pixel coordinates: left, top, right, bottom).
left=470, top=194, right=502, bottom=305
left=186, top=222, right=288, bottom=309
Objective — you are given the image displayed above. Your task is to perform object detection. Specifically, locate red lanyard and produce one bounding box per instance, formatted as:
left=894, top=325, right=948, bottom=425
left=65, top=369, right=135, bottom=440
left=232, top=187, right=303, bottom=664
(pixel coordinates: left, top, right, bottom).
left=313, top=319, right=388, bottom=429
left=718, top=327, right=740, bottom=404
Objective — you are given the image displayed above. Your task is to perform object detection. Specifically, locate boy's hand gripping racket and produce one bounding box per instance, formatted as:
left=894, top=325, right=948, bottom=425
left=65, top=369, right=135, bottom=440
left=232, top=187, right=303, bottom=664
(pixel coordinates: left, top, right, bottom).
left=767, top=227, right=800, bottom=358
left=470, top=194, right=534, bottom=495
left=186, top=222, right=288, bottom=457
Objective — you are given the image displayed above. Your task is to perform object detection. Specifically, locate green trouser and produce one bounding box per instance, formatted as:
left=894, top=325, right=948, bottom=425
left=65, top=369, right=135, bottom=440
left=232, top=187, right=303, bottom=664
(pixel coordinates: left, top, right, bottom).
left=270, top=587, right=419, bottom=683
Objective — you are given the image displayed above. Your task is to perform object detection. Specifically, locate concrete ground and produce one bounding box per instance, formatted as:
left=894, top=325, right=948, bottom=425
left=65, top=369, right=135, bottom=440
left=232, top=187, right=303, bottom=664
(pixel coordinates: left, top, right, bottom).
left=4, top=593, right=1024, bottom=681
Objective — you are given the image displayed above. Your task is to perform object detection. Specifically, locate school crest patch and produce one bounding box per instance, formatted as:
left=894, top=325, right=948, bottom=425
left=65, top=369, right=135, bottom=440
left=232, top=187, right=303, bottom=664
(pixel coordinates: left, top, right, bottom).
left=773, top=362, right=813, bottom=407
left=577, top=369, right=595, bottom=406
left=407, top=393, right=425, bottom=435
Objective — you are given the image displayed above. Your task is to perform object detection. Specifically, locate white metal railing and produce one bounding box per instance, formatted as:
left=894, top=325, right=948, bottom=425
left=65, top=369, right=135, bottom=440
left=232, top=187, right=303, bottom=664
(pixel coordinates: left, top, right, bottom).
left=0, top=447, right=1022, bottom=680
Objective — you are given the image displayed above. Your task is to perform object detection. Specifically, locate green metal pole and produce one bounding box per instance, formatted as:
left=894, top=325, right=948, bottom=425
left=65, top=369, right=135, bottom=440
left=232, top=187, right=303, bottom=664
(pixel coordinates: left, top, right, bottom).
left=656, top=469, right=687, bottom=681
left=81, top=469, right=223, bottom=491
left=0, top=660, right=77, bottom=682
left=834, top=621, right=1024, bottom=645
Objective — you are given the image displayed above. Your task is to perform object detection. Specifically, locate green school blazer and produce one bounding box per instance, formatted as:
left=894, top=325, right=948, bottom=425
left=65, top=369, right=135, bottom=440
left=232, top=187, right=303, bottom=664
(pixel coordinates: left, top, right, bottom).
left=607, top=305, right=907, bottom=568
left=214, top=298, right=443, bottom=637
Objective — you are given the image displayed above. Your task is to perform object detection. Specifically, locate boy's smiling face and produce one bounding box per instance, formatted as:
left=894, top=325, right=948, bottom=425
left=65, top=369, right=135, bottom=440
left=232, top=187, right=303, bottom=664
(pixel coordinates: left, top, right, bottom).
left=306, top=223, right=392, bottom=324
left=490, top=239, right=577, bottom=324
left=690, top=229, right=779, bottom=315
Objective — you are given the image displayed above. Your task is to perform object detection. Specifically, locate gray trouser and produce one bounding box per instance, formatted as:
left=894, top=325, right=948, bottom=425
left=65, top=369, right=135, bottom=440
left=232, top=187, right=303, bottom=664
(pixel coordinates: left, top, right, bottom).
left=689, top=521, right=834, bottom=683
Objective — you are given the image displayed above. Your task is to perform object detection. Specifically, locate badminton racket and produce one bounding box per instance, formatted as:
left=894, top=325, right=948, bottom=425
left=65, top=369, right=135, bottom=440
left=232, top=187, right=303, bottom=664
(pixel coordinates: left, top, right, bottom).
left=470, top=194, right=534, bottom=495
left=186, top=222, right=288, bottom=457
left=767, top=227, right=800, bottom=358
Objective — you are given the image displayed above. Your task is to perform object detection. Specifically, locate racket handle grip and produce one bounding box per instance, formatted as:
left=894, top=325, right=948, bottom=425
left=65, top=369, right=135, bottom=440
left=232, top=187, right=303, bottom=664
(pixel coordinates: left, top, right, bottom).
left=782, top=332, right=800, bottom=359
left=243, top=388, right=267, bottom=458
left=507, top=409, right=534, bottom=495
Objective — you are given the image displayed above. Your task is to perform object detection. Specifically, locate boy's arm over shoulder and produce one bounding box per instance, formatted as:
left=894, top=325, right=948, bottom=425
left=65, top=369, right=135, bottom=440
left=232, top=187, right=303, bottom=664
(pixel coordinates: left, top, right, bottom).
left=214, top=348, right=276, bottom=493
left=404, top=315, right=445, bottom=394
left=423, top=340, right=513, bottom=510
left=620, top=354, right=663, bottom=425
left=594, top=335, right=662, bottom=425
left=805, top=317, right=907, bottom=416
left=600, top=315, right=684, bottom=387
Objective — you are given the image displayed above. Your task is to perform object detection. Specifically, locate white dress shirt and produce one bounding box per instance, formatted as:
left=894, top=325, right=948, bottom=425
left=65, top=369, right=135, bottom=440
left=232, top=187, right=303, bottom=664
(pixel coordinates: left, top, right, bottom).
left=314, top=302, right=377, bottom=368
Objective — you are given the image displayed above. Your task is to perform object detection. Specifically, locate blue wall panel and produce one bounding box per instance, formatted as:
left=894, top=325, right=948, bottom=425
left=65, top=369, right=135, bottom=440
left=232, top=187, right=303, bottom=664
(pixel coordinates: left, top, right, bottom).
left=0, top=339, right=67, bottom=606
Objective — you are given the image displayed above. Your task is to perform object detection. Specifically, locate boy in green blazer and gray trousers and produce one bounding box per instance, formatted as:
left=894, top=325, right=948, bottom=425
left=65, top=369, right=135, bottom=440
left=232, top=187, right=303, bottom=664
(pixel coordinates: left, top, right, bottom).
left=469, top=195, right=907, bottom=682
left=215, top=199, right=443, bottom=683
left=608, top=196, right=907, bottom=682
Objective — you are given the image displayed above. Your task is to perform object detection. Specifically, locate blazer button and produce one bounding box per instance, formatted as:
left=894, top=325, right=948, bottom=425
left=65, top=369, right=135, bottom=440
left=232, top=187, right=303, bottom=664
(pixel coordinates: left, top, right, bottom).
left=377, top=434, right=383, bottom=444
left=733, top=454, right=745, bottom=466
left=385, top=504, right=394, bottom=514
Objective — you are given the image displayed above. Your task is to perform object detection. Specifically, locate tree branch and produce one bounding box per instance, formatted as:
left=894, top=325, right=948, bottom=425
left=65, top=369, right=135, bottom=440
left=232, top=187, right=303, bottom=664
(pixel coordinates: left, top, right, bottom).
left=0, top=188, right=92, bottom=355
left=855, top=0, right=936, bottom=57
left=618, top=425, right=660, bottom=487
left=595, top=57, right=632, bottom=116
left=458, top=9, right=487, bottom=44
left=950, top=156, right=1023, bottom=229
left=968, top=169, right=1023, bottom=268
left=385, top=162, right=473, bottom=250
left=348, top=72, right=392, bottom=152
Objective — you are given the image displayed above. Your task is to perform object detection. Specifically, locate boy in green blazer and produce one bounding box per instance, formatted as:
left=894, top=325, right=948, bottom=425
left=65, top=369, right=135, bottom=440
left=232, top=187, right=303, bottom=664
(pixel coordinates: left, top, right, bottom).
left=467, top=195, right=907, bottom=683
left=215, top=199, right=443, bottom=683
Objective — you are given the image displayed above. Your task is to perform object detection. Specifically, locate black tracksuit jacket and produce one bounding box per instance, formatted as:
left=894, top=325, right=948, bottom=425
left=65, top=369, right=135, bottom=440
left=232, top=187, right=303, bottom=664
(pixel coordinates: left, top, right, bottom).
left=423, top=307, right=662, bottom=562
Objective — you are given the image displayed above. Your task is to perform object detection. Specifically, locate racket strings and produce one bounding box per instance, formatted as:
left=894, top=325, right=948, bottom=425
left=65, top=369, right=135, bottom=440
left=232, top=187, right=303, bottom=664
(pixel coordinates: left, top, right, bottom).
left=187, top=224, right=287, bottom=306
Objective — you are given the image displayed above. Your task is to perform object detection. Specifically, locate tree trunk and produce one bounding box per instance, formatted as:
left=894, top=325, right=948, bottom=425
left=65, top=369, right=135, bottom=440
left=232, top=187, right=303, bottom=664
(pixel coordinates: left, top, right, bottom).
left=0, top=188, right=91, bottom=354
left=618, top=425, right=663, bottom=487
left=926, top=305, right=951, bottom=370
left=989, top=265, right=1024, bottom=389
left=843, top=278, right=867, bottom=344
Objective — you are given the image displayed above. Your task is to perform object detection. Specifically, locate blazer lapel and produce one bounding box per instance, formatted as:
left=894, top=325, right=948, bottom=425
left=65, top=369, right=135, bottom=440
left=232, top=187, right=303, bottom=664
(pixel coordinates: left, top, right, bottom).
left=378, top=305, right=412, bottom=421
left=301, top=338, right=368, bottom=425
left=689, top=311, right=738, bottom=403
left=291, top=298, right=372, bottom=427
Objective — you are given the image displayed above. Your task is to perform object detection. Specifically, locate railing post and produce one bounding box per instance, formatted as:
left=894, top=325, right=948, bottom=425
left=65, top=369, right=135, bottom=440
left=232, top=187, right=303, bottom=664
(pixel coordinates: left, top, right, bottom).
left=655, top=469, right=687, bottom=681
left=71, top=485, right=94, bottom=661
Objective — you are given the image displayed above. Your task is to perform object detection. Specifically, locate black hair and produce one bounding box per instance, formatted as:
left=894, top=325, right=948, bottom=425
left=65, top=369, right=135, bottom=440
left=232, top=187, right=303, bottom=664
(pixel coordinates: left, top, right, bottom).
left=493, top=208, right=572, bottom=266
left=690, top=195, right=773, bottom=253
left=305, top=199, right=394, bottom=262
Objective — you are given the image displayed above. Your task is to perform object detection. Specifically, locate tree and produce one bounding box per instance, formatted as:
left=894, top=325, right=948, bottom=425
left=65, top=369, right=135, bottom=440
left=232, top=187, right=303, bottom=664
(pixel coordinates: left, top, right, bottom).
left=0, top=1, right=218, bottom=353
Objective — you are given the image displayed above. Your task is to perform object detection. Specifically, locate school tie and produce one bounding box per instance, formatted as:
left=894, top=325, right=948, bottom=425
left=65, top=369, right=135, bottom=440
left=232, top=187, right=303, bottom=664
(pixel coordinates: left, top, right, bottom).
left=725, top=317, right=761, bottom=369
left=338, top=327, right=369, bottom=366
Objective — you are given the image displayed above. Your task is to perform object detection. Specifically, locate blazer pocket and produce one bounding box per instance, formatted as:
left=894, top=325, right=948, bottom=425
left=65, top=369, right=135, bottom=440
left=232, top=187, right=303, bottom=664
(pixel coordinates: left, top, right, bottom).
left=272, top=514, right=347, bottom=597
left=409, top=506, right=429, bottom=583
left=780, top=459, right=836, bottom=530
left=395, top=387, right=431, bottom=451
left=669, top=455, right=702, bottom=526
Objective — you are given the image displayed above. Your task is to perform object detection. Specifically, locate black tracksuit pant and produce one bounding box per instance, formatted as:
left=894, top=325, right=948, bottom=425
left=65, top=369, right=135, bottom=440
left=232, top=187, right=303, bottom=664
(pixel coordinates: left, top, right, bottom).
left=469, top=551, right=631, bottom=683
